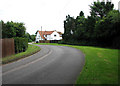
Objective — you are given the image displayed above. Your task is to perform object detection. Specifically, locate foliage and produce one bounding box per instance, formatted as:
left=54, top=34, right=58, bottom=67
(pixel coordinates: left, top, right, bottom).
left=2, top=21, right=26, bottom=38
left=1, top=20, right=35, bottom=42
left=25, top=32, right=31, bottom=42
left=14, top=37, right=28, bottom=53
left=63, top=0, right=120, bottom=49
left=30, top=35, right=36, bottom=41
left=24, top=32, right=36, bottom=42
left=63, top=15, right=76, bottom=41
left=94, top=10, right=120, bottom=48
left=35, top=30, right=38, bottom=35
left=90, top=1, right=114, bottom=18
left=79, top=11, right=84, bottom=17
left=75, top=15, right=86, bottom=40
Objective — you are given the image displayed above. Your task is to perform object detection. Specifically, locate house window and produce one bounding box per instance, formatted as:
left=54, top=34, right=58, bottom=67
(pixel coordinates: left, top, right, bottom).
left=54, top=35, right=56, bottom=37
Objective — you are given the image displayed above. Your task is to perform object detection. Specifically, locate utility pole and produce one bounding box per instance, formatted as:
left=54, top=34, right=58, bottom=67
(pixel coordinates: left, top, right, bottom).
left=41, top=26, right=42, bottom=40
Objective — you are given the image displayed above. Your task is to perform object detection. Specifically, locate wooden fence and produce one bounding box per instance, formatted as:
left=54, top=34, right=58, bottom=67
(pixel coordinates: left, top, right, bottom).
left=0, top=39, right=15, bottom=58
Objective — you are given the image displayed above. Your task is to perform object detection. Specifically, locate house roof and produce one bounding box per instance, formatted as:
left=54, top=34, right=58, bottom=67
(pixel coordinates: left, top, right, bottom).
left=57, top=31, right=62, bottom=35
left=38, top=31, right=62, bottom=40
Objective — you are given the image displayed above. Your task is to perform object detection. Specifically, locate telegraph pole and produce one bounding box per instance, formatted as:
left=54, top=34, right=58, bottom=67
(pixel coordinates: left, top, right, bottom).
left=41, top=26, right=42, bottom=40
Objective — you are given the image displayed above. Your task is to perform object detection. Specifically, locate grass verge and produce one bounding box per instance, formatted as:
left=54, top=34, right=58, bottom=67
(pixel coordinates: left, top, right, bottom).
left=35, top=43, right=118, bottom=84
left=2, top=44, right=41, bottom=64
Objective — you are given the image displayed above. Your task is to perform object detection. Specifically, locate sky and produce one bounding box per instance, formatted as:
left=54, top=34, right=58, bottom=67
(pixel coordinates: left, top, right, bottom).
left=0, top=0, right=119, bottom=35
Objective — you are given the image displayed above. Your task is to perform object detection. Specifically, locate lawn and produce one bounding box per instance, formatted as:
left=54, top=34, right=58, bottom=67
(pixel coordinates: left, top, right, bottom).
left=35, top=43, right=118, bottom=84
left=2, top=44, right=41, bottom=64
left=74, top=46, right=118, bottom=84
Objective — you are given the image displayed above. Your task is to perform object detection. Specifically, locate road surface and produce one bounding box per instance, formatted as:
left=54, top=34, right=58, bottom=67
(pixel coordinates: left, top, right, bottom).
left=2, top=45, right=85, bottom=84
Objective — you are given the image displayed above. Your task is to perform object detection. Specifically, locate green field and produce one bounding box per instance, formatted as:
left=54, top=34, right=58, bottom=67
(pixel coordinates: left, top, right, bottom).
left=35, top=43, right=118, bottom=84
left=2, top=44, right=41, bottom=64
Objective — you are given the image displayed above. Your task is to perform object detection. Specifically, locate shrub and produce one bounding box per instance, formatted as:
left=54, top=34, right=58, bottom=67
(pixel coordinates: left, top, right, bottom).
left=28, top=39, right=32, bottom=42
left=13, top=37, right=28, bottom=53
left=58, top=40, right=65, bottom=44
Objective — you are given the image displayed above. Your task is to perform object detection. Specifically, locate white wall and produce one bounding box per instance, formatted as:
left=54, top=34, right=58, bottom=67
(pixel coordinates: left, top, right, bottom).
left=46, top=35, right=51, bottom=40
left=50, top=31, right=62, bottom=40
left=35, top=32, right=43, bottom=42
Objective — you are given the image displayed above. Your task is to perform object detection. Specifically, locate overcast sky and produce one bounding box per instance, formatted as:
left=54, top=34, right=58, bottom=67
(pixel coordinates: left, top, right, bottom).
left=0, top=0, right=119, bottom=35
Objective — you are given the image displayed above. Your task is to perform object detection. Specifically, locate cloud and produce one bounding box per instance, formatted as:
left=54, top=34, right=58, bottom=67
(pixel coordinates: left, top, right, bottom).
left=0, top=0, right=119, bottom=35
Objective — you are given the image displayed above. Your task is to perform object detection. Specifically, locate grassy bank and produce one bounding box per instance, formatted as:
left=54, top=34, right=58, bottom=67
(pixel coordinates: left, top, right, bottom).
left=35, top=43, right=118, bottom=84
left=74, top=46, right=118, bottom=84
left=2, top=44, right=41, bottom=64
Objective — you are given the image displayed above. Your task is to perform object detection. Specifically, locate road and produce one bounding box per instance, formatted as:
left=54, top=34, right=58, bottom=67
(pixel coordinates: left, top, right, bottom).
left=2, top=45, right=85, bottom=84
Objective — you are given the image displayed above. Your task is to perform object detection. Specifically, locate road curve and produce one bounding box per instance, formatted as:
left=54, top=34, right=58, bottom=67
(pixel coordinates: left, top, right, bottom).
left=2, top=45, right=85, bottom=84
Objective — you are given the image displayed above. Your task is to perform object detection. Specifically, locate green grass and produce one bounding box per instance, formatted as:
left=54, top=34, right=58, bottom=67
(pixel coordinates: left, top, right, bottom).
left=2, top=44, right=41, bottom=64
left=35, top=43, right=118, bottom=84
left=74, top=46, right=118, bottom=84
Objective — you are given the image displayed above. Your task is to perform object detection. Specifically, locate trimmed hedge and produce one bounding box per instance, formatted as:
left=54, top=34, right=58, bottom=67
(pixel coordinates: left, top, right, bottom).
left=58, top=39, right=120, bottom=49
left=13, top=37, right=28, bottom=53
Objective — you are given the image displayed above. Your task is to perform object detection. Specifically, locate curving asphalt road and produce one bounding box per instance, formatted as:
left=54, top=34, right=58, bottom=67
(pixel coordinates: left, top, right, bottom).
left=2, top=45, right=85, bottom=84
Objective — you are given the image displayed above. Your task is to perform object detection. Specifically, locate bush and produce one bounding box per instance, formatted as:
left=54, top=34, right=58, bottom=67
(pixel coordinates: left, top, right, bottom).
left=112, top=36, right=120, bottom=49
left=28, top=39, right=32, bottom=42
left=58, top=40, right=65, bottom=44
left=13, top=37, right=28, bottom=53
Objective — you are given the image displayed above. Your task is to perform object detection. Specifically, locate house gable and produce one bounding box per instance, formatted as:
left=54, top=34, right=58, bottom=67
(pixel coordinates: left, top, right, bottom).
left=51, top=31, right=62, bottom=40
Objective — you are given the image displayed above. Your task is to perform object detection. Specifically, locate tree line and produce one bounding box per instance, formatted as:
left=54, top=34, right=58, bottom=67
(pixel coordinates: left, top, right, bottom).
left=63, top=1, right=120, bottom=49
left=1, top=21, right=36, bottom=42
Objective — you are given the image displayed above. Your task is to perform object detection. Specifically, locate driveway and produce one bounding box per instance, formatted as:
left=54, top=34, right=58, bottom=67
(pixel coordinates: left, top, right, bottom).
left=2, top=45, right=85, bottom=84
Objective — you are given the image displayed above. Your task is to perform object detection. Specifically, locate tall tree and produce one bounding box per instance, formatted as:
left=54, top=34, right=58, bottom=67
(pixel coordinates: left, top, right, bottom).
left=90, top=1, right=114, bottom=18
left=63, top=1, right=119, bottom=48
left=95, top=10, right=120, bottom=44
left=79, top=11, right=84, bottom=17
left=25, top=32, right=32, bottom=42
left=2, top=21, right=16, bottom=38
left=75, top=12, right=86, bottom=40
left=2, top=21, right=26, bottom=38
left=63, top=15, right=76, bottom=41
left=15, top=22, right=26, bottom=37
left=30, top=35, right=36, bottom=41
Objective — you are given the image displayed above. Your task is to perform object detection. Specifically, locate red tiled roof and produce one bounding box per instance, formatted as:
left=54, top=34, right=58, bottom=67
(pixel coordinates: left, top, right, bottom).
left=38, top=31, right=63, bottom=40
left=57, top=31, right=63, bottom=35
left=38, top=31, right=54, bottom=39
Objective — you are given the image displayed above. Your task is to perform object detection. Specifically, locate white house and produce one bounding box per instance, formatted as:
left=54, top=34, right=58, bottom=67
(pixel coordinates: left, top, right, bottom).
left=35, top=30, right=62, bottom=42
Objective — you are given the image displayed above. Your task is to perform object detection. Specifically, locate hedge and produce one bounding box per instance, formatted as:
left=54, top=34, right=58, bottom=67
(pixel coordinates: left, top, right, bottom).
left=58, top=39, right=120, bottom=49
left=13, top=37, right=28, bottom=53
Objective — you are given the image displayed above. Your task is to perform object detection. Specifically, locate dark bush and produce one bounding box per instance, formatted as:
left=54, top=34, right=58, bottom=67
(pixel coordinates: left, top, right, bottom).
left=58, top=40, right=65, bottom=44
left=28, top=39, right=32, bottom=42
left=13, top=37, right=28, bottom=53
left=50, top=40, right=60, bottom=43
